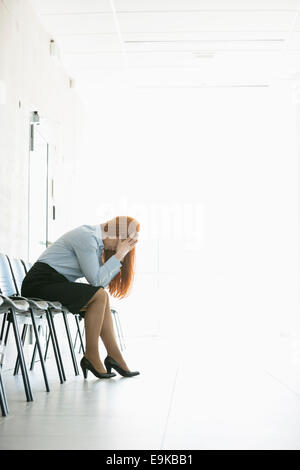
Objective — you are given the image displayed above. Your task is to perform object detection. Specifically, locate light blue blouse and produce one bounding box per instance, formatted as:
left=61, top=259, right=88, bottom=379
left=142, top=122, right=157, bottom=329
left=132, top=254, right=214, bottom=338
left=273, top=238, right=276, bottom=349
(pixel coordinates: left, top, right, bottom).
left=36, top=224, right=122, bottom=287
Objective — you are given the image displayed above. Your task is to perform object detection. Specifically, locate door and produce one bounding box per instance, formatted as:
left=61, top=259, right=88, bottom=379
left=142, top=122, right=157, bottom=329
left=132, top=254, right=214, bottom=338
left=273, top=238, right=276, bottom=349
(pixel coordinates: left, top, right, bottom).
left=28, top=124, right=50, bottom=261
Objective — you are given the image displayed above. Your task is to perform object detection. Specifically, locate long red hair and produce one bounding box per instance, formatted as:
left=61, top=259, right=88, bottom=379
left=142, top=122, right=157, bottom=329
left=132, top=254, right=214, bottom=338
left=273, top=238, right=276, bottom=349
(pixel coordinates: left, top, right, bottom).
left=101, top=216, right=140, bottom=299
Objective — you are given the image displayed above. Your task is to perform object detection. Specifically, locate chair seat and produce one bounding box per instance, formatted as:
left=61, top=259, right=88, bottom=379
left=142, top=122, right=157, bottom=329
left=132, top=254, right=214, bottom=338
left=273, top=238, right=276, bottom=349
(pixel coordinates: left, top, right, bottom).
left=9, top=295, right=48, bottom=311
left=46, top=300, right=62, bottom=309
left=0, top=295, right=29, bottom=312
left=27, top=299, right=49, bottom=310
left=28, top=297, right=62, bottom=310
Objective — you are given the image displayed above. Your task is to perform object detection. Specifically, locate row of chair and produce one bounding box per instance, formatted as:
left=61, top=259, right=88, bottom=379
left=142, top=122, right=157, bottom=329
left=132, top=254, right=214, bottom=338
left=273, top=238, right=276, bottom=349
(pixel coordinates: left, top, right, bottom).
left=0, top=253, right=125, bottom=417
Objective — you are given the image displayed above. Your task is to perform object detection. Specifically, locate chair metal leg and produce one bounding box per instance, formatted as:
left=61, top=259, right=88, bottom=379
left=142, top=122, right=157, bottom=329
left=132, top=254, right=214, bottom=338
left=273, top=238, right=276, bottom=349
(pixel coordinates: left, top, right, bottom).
left=3, top=320, right=11, bottom=347
left=14, top=324, right=28, bottom=375
left=45, top=310, right=64, bottom=384
left=115, top=311, right=126, bottom=351
left=1, top=321, right=10, bottom=371
left=29, top=310, right=50, bottom=392
left=0, top=368, right=9, bottom=416
left=112, top=311, right=120, bottom=348
left=73, top=318, right=82, bottom=352
left=74, top=328, right=79, bottom=351
left=0, top=312, right=7, bottom=342
left=30, top=325, right=41, bottom=370
left=112, top=310, right=123, bottom=352
left=74, top=315, right=85, bottom=355
left=9, top=309, right=33, bottom=402
left=73, top=316, right=84, bottom=354
left=47, top=310, right=66, bottom=381
left=62, top=311, right=79, bottom=376
left=44, top=326, right=50, bottom=361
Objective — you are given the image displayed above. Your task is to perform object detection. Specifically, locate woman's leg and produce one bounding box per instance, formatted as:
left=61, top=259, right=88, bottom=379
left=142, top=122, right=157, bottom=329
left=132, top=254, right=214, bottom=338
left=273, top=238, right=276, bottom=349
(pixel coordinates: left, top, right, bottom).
left=83, top=288, right=109, bottom=373
left=100, top=295, right=130, bottom=371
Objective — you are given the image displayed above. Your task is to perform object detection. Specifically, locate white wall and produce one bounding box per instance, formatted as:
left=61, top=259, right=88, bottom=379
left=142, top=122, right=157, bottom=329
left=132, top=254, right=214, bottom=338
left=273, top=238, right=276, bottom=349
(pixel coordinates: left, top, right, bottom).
left=0, top=0, right=83, bottom=260
left=0, top=0, right=83, bottom=370
left=73, top=81, right=300, bottom=345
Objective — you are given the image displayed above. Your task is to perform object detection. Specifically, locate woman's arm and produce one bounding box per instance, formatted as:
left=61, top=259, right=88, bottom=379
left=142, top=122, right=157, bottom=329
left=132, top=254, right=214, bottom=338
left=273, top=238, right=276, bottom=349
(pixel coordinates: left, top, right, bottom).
left=72, top=236, right=121, bottom=287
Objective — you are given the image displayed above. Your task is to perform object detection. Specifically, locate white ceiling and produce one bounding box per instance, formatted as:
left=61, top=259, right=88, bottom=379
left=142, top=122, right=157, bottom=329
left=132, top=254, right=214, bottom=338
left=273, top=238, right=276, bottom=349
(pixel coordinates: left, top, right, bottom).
left=30, top=0, right=300, bottom=90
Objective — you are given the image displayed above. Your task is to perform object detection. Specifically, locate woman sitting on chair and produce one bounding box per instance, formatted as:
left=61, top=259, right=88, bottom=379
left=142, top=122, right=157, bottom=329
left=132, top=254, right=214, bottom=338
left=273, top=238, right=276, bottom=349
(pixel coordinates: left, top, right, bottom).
left=21, top=215, right=140, bottom=379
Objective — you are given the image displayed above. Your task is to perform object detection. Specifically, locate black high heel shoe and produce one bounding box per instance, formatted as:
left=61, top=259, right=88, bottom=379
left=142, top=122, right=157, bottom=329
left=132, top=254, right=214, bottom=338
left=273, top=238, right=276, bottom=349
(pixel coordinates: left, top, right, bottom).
left=80, top=356, right=116, bottom=379
left=104, top=356, right=140, bottom=377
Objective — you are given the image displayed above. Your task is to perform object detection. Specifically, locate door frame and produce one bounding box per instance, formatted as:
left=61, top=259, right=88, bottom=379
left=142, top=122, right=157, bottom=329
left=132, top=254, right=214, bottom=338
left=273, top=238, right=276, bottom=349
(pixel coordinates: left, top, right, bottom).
left=27, top=111, right=59, bottom=261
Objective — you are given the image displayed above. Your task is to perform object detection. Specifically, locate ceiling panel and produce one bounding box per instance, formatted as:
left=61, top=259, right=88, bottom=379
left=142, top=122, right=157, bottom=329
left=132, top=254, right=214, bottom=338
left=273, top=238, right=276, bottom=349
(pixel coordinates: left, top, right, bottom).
left=122, top=31, right=289, bottom=42
left=63, top=52, right=124, bottom=71
left=124, top=38, right=285, bottom=52
left=126, top=50, right=216, bottom=67
left=37, top=13, right=116, bottom=35
left=125, top=49, right=281, bottom=68
left=30, top=0, right=112, bottom=15
left=117, top=11, right=296, bottom=33
left=56, top=34, right=122, bottom=53
left=122, top=31, right=288, bottom=54
left=29, top=0, right=300, bottom=89
left=73, top=51, right=292, bottom=87
left=114, top=0, right=300, bottom=12
left=72, top=67, right=282, bottom=91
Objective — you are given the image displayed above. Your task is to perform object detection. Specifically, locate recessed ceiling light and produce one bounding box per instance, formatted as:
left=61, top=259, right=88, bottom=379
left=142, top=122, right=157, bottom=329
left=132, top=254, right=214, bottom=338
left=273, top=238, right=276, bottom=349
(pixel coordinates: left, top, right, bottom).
left=193, top=52, right=215, bottom=58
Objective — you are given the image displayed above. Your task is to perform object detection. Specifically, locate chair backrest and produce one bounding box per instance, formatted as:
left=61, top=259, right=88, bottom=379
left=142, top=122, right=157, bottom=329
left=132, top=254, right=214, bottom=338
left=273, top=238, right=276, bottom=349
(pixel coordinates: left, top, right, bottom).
left=0, top=254, right=18, bottom=296
left=6, top=257, right=26, bottom=296
left=22, top=260, right=32, bottom=274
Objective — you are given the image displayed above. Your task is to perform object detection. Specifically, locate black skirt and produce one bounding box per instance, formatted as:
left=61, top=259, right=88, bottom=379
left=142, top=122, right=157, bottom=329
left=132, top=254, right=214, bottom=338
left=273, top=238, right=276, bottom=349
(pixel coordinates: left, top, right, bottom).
left=21, top=261, right=104, bottom=318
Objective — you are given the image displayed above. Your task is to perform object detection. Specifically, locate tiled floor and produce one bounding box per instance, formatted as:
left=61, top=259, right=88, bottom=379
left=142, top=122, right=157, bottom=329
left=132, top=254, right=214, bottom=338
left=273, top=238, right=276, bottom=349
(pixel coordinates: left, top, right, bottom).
left=1, top=333, right=300, bottom=450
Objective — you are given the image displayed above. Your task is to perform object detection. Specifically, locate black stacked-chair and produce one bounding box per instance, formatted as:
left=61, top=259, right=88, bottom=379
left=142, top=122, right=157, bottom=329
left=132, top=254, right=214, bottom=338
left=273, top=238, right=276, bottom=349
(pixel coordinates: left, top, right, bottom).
left=0, top=258, right=38, bottom=404
left=0, top=253, right=86, bottom=417
left=0, top=252, right=126, bottom=417
left=0, top=253, right=66, bottom=398
left=0, top=297, right=9, bottom=416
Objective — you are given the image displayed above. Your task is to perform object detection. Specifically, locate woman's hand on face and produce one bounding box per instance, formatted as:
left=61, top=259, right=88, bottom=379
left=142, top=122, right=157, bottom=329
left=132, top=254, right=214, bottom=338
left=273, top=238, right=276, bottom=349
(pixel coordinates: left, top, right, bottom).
left=115, top=235, right=138, bottom=262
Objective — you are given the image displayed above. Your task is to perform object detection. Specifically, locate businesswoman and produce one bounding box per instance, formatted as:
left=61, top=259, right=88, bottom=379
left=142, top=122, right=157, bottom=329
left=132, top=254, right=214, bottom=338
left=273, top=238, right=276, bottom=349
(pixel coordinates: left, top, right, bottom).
left=21, top=216, right=140, bottom=379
